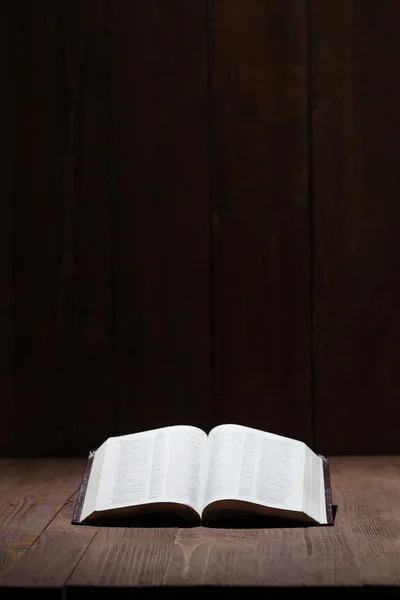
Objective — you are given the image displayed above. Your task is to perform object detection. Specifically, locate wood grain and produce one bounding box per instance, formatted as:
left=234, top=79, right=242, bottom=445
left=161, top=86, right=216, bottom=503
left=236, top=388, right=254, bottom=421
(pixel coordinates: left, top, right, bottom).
left=211, top=0, right=311, bottom=441
left=13, top=0, right=113, bottom=456
left=0, top=458, right=400, bottom=590
left=311, top=1, right=400, bottom=454
left=0, top=459, right=84, bottom=578
left=0, top=2, right=14, bottom=455
left=2, top=492, right=98, bottom=589
left=111, top=1, right=211, bottom=434
left=163, top=457, right=400, bottom=587
left=67, top=527, right=178, bottom=588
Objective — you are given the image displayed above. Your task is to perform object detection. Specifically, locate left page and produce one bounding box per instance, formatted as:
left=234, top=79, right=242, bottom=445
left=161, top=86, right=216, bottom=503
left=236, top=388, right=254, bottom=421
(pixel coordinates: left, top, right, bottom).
left=91, top=425, right=208, bottom=518
left=79, top=441, right=108, bottom=522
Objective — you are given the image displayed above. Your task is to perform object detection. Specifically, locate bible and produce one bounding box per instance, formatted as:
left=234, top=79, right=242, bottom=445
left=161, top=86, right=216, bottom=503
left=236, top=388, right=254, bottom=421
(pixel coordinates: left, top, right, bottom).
left=72, top=424, right=333, bottom=526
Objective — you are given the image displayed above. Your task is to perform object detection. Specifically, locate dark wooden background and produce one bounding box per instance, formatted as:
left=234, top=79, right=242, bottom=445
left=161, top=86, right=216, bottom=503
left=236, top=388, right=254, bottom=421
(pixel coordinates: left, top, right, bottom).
left=2, top=0, right=400, bottom=457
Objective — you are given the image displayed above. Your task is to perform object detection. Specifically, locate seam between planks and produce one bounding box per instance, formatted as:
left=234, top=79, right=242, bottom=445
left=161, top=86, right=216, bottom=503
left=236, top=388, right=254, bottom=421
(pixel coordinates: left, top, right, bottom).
left=1, top=485, right=80, bottom=582
left=160, top=527, right=182, bottom=585
left=306, top=0, right=316, bottom=447
left=63, top=527, right=101, bottom=590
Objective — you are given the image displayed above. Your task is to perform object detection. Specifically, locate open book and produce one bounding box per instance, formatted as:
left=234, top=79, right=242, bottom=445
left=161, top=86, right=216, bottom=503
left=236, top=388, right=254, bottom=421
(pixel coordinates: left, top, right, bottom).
left=72, top=424, right=333, bottom=526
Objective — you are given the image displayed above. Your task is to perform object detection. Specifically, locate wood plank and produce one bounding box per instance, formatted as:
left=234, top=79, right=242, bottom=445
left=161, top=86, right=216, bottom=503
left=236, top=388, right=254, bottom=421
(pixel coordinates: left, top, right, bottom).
left=67, top=527, right=178, bottom=588
left=13, top=0, right=113, bottom=456
left=0, top=459, right=84, bottom=578
left=311, top=1, right=400, bottom=453
left=0, top=2, right=15, bottom=454
left=2, top=492, right=98, bottom=589
left=111, top=1, right=211, bottom=434
left=52, top=0, right=113, bottom=455
left=0, top=458, right=399, bottom=591
left=163, top=456, right=400, bottom=587
left=211, top=0, right=311, bottom=441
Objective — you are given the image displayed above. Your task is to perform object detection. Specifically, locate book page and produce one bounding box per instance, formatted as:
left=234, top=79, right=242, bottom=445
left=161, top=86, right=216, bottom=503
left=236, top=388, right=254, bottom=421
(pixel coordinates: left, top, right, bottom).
left=203, top=424, right=306, bottom=514
left=94, top=425, right=208, bottom=515
left=303, top=445, right=327, bottom=524
left=79, top=441, right=108, bottom=522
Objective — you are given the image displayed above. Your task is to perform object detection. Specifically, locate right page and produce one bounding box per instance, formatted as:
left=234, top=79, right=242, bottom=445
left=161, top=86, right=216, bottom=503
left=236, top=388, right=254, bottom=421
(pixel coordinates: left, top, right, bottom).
left=203, top=424, right=327, bottom=524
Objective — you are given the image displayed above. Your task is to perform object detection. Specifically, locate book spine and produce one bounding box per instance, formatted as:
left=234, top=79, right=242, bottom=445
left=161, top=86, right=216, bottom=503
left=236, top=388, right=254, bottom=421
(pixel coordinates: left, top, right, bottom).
left=71, top=449, right=96, bottom=525
left=320, top=455, right=334, bottom=525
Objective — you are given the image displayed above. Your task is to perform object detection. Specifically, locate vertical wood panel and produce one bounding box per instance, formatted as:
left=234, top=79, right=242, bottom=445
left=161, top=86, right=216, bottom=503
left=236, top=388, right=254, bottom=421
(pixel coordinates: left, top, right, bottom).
left=211, top=0, right=311, bottom=441
left=13, top=0, right=113, bottom=456
left=312, top=1, right=400, bottom=454
left=112, top=1, right=211, bottom=433
left=0, top=5, right=15, bottom=455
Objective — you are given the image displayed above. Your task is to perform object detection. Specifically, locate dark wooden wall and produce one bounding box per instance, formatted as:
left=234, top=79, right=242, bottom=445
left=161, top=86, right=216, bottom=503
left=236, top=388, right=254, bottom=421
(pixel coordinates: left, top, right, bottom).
left=2, top=0, right=400, bottom=457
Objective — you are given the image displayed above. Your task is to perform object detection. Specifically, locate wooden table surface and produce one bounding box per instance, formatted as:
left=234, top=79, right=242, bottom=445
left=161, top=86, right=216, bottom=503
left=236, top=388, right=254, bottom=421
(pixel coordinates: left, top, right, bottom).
left=0, top=457, right=399, bottom=597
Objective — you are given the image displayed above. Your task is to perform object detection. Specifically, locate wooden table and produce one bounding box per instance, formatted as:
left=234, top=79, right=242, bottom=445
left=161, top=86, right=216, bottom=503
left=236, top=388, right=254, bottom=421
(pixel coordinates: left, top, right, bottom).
left=0, top=457, right=399, bottom=597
